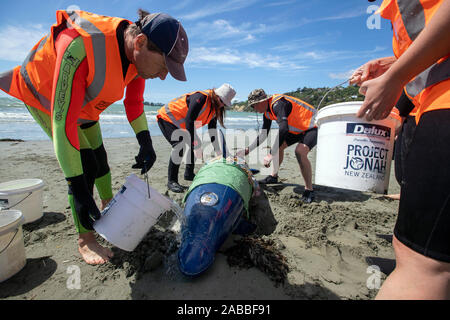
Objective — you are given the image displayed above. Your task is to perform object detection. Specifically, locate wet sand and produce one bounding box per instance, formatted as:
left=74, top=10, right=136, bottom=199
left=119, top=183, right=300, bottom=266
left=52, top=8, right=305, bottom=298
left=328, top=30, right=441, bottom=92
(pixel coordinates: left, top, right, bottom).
left=0, top=134, right=400, bottom=300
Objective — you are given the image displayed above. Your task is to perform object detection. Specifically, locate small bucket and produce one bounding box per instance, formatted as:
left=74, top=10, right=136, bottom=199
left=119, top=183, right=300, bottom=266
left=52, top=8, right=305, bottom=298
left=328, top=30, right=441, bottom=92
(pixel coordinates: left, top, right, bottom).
left=314, top=102, right=401, bottom=194
left=0, top=210, right=26, bottom=283
left=0, top=179, right=46, bottom=223
left=93, top=174, right=180, bottom=252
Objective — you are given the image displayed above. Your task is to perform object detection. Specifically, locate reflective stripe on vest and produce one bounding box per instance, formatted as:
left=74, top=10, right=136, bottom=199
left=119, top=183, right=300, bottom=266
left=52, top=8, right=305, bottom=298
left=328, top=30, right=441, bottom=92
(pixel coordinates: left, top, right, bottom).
left=67, top=10, right=106, bottom=107
left=406, top=57, right=450, bottom=97
left=163, top=91, right=212, bottom=128
left=7, top=10, right=135, bottom=120
left=277, top=95, right=317, bottom=131
left=0, top=70, right=13, bottom=93
left=268, top=95, right=317, bottom=134
left=397, top=0, right=425, bottom=41
left=164, top=103, right=185, bottom=127
left=394, top=0, right=450, bottom=99
left=20, top=35, right=52, bottom=112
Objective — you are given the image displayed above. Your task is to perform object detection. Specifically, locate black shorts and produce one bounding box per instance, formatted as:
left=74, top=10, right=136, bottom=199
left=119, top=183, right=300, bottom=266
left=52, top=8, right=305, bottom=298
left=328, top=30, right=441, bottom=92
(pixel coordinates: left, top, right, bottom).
left=158, top=118, right=184, bottom=147
left=394, top=115, right=417, bottom=184
left=394, top=109, right=450, bottom=262
left=284, top=127, right=318, bottom=150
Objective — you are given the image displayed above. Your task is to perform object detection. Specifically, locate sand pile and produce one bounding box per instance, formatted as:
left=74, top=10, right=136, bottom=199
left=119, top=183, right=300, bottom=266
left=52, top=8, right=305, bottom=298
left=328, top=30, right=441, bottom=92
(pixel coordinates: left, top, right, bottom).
left=0, top=137, right=400, bottom=300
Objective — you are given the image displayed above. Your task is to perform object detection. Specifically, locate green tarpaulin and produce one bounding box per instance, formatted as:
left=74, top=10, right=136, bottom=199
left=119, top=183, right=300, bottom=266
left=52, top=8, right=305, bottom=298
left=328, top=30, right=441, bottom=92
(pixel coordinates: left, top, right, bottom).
left=182, top=158, right=254, bottom=216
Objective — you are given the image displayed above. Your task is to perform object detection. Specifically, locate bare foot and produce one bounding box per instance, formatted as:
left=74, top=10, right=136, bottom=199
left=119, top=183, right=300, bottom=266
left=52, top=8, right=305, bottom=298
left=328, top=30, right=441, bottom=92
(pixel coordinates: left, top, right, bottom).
left=78, top=232, right=114, bottom=265
left=100, top=198, right=113, bottom=210
left=384, top=193, right=400, bottom=200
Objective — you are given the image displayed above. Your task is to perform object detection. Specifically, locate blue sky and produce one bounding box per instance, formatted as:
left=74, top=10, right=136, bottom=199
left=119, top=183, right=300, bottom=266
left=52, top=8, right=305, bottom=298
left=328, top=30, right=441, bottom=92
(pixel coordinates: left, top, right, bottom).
left=0, top=0, right=394, bottom=104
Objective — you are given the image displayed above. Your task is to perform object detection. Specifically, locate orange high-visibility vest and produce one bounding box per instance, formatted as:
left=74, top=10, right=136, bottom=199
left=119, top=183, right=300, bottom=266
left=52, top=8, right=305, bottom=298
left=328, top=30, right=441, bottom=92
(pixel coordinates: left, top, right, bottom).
left=0, top=10, right=138, bottom=122
left=157, top=90, right=216, bottom=129
left=379, top=0, right=450, bottom=122
left=264, top=94, right=317, bottom=134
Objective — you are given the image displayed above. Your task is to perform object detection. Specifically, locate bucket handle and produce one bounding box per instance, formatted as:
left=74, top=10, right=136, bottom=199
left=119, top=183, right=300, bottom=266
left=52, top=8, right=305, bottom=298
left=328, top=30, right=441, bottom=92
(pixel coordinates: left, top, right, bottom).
left=0, top=192, right=33, bottom=211
left=317, top=78, right=351, bottom=110
left=0, top=228, right=19, bottom=255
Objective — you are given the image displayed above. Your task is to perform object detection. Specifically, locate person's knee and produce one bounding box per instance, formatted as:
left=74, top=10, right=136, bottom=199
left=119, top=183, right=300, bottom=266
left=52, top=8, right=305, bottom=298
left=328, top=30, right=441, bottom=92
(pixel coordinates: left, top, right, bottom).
left=295, top=144, right=310, bottom=161
left=93, top=144, right=110, bottom=178
left=80, top=149, right=98, bottom=181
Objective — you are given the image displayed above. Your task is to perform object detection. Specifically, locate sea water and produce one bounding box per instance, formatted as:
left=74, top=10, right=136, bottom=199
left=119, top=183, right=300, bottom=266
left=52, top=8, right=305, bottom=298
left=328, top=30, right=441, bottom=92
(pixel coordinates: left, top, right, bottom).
left=0, top=97, right=268, bottom=141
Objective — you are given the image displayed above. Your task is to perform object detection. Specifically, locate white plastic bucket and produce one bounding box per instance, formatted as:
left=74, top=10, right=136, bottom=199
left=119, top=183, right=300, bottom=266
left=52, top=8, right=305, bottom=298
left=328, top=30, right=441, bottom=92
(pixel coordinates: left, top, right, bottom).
left=94, top=174, right=181, bottom=252
left=314, top=102, right=401, bottom=194
left=0, top=210, right=26, bottom=283
left=0, top=179, right=46, bottom=223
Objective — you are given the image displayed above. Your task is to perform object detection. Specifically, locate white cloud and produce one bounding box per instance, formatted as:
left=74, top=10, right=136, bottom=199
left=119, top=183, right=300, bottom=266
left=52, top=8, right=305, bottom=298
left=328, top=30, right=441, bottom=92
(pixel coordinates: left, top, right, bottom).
left=294, top=46, right=389, bottom=63
left=171, top=0, right=195, bottom=11
left=187, top=18, right=294, bottom=48
left=297, top=7, right=367, bottom=26
left=264, top=0, right=297, bottom=7
left=188, top=19, right=261, bottom=45
left=0, top=25, right=48, bottom=62
left=304, top=51, right=323, bottom=60
left=270, top=36, right=327, bottom=52
left=187, top=46, right=306, bottom=71
left=180, top=0, right=258, bottom=20
left=329, top=69, right=356, bottom=80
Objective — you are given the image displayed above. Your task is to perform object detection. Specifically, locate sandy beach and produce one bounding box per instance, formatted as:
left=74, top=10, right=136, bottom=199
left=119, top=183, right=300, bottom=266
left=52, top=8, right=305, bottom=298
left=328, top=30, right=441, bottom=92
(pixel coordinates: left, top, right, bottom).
left=0, top=133, right=400, bottom=300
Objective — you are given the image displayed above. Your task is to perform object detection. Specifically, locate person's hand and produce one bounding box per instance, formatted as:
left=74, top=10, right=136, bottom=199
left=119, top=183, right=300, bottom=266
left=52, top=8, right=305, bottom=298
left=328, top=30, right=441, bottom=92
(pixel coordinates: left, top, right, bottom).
left=350, top=57, right=397, bottom=86
left=356, top=72, right=405, bottom=121
left=66, top=175, right=101, bottom=230
left=263, top=153, right=273, bottom=168
left=194, top=147, right=203, bottom=161
left=252, top=185, right=262, bottom=198
left=132, top=130, right=156, bottom=174
left=235, top=148, right=248, bottom=158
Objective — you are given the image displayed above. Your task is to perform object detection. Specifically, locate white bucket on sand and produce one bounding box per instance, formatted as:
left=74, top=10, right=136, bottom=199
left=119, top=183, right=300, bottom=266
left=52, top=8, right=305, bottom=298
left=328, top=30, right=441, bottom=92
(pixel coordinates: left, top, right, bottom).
left=314, top=102, right=401, bottom=194
left=94, top=174, right=180, bottom=252
left=0, top=210, right=26, bottom=283
left=0, top=179, right=46, bottom=223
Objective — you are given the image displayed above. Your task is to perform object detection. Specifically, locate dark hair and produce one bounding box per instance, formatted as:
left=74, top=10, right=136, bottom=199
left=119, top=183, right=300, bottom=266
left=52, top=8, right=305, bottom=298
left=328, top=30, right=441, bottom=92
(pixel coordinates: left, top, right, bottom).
left=210, top=89, right=226, bottom=128
left=126, top=9, right=163, bottom=53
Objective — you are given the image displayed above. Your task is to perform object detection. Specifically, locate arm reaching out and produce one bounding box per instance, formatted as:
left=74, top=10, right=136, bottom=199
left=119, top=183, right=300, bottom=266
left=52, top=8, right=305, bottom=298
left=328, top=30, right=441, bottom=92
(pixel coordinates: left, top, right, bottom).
left=357, top=0, right=450, bottom=121
left=349, top=56, right=397, bottom=86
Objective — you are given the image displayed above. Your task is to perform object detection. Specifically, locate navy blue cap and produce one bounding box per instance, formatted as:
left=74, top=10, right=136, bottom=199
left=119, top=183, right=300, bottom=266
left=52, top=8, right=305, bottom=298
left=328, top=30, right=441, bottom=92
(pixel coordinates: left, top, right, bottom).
left=141, top=13, right=189, bottom=81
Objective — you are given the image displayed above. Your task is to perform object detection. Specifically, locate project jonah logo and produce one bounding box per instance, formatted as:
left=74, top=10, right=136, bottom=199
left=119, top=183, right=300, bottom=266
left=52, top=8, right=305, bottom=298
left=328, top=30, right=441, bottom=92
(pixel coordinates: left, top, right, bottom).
left=346, top=123, right=391, bottom=140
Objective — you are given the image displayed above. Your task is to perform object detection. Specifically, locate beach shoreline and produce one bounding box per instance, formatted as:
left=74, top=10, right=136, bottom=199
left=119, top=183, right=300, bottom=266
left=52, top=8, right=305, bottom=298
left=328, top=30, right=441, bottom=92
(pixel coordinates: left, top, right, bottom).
left=0, top=135, right=399, bottom=300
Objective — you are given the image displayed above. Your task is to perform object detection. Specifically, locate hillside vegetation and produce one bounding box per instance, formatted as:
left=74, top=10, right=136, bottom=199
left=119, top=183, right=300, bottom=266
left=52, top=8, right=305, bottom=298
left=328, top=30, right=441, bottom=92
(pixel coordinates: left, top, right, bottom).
left=232, top=85, right=365, bottom=112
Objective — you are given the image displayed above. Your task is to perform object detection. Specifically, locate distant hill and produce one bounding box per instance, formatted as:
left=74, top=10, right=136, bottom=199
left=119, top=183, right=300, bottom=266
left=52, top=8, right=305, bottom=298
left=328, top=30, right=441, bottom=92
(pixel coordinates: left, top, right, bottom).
left=231, top=85, right=365, bottom=112
left=143, top=101, right=164, bottom=107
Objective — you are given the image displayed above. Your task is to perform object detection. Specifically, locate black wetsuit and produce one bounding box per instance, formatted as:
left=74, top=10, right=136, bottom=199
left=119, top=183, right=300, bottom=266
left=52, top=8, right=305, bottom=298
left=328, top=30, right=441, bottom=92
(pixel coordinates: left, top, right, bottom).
left=158, top=92, right=220, bottom=183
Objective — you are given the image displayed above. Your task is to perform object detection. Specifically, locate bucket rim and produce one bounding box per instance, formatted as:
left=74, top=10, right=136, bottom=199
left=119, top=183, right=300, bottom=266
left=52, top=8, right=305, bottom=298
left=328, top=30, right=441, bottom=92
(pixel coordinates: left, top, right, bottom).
left=125, top=174, right=174, bottom=208
left=315, top=101, right=401, bottom=126
left=0, top=210, right=24, bottom=235
left=0, top=179, right=46, bottom=196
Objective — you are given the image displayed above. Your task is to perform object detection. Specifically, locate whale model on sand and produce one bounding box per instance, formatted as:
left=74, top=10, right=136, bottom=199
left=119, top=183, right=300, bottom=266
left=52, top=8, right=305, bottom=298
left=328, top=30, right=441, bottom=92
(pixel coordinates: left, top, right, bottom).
left=177, top=131, right=259, bottom=276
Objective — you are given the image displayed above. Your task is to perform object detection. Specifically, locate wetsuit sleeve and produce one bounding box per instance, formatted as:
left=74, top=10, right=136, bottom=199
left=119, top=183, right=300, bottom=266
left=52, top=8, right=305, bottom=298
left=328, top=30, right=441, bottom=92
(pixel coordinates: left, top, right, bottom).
left=124, top=77, right=148, bottom=134
left=248, top=115, right=272, bottom=153
left=271, top=98, right=292, bottom=152
left=185, top=92, right=206, bottom=149
left=207, top=117, right=221, bottom=153
left=51, top=35, right=88, bottom=179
